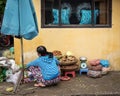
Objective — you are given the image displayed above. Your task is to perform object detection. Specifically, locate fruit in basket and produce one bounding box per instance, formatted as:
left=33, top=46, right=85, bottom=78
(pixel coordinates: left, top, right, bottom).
left=59, top=55, right=78, bottom=65
left=66, top=51, right=72, bottom=56
left=53, top=50, right=62, bottom=56
left=52, top=50, right=62, bottom=60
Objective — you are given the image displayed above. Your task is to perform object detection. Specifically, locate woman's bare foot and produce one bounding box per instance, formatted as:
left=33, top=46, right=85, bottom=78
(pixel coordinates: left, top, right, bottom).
left=34, top=82, right=45, bottom=87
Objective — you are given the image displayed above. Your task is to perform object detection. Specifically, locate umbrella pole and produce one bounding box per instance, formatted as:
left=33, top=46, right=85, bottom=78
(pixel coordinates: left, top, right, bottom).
left=13, top=38, right=24, bottom=93
left=20, top=37, right=24, bottom=80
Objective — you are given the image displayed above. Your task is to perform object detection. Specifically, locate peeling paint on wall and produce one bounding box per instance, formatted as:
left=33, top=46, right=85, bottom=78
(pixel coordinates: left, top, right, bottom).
left=107, top=51, right=120, bottom=71
left=23, top=50, right=37, bottom=64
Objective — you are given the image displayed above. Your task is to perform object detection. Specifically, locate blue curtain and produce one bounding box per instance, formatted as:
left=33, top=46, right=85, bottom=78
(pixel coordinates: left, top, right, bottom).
left=80, top=9, right=99, bottom=24
left=52, top=9, right=70, bottom=24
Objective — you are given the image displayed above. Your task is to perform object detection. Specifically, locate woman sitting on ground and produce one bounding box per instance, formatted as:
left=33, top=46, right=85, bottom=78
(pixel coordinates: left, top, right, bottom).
left=26, top=45, right=61, bottom=87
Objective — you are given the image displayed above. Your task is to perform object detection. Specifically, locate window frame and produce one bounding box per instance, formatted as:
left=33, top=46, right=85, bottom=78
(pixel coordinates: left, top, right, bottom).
left=41, top=0, right=112, bottom=28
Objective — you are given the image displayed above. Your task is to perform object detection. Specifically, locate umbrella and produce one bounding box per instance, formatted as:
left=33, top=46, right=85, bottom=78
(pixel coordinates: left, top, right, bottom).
left=1, top=0, right=38, bottom=40
left=1, top=0, right=38, bottom=92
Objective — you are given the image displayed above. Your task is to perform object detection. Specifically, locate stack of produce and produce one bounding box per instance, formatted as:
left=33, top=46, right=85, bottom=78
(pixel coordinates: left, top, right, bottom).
left=87, top=59, right=102, bottom=78
left=87, top=59, right=110, bottom=78
left=89, top=59, right=102, bottom=71
left=59, top=55, right=78, bottom=72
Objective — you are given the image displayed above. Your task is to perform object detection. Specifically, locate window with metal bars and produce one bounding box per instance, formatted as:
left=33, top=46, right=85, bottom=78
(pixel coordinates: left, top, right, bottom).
left=41, top=0, right=112, bottom=28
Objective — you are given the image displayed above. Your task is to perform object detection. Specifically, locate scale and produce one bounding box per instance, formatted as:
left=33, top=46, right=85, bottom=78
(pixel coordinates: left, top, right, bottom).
left=79, top=57, right=88, bottom=75
left=80, top=57, right=87, bottom=68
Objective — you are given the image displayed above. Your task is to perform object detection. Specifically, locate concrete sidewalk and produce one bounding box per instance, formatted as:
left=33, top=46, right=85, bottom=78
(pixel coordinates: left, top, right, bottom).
left=0, top=71, right=120, bottom=96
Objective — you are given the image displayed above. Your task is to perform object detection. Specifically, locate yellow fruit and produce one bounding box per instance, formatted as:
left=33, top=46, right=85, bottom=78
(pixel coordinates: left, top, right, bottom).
left=6, top=87, right=13, bottom=92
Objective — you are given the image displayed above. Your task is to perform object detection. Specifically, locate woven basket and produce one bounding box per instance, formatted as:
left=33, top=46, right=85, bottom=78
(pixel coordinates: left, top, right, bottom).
left=60, top=59, right=78, bottom=66
left=59, top=55, right=78, bottom=66
left=60, top=64, right=79, bottom=71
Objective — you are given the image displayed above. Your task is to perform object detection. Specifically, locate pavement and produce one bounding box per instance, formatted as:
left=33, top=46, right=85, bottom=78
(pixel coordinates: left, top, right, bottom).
left=0, top=71, right=120, bottom=96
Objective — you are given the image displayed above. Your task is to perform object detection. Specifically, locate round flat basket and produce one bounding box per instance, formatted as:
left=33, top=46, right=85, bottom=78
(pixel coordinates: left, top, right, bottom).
left=60, top=64, right=79, bottom=71
left=60, top=59, right=78, bottom=66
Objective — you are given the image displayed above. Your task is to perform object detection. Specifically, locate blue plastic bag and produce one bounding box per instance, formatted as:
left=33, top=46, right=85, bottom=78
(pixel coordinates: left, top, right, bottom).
left=100, top=60, right=110, bottom=67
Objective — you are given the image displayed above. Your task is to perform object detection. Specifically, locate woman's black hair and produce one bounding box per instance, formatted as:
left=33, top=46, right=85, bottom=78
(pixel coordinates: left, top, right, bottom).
left=36, top=46, right=53, bottom=58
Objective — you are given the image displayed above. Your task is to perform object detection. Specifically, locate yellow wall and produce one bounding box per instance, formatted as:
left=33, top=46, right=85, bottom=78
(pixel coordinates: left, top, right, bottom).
left=14, top=0, right=120, bottom=71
